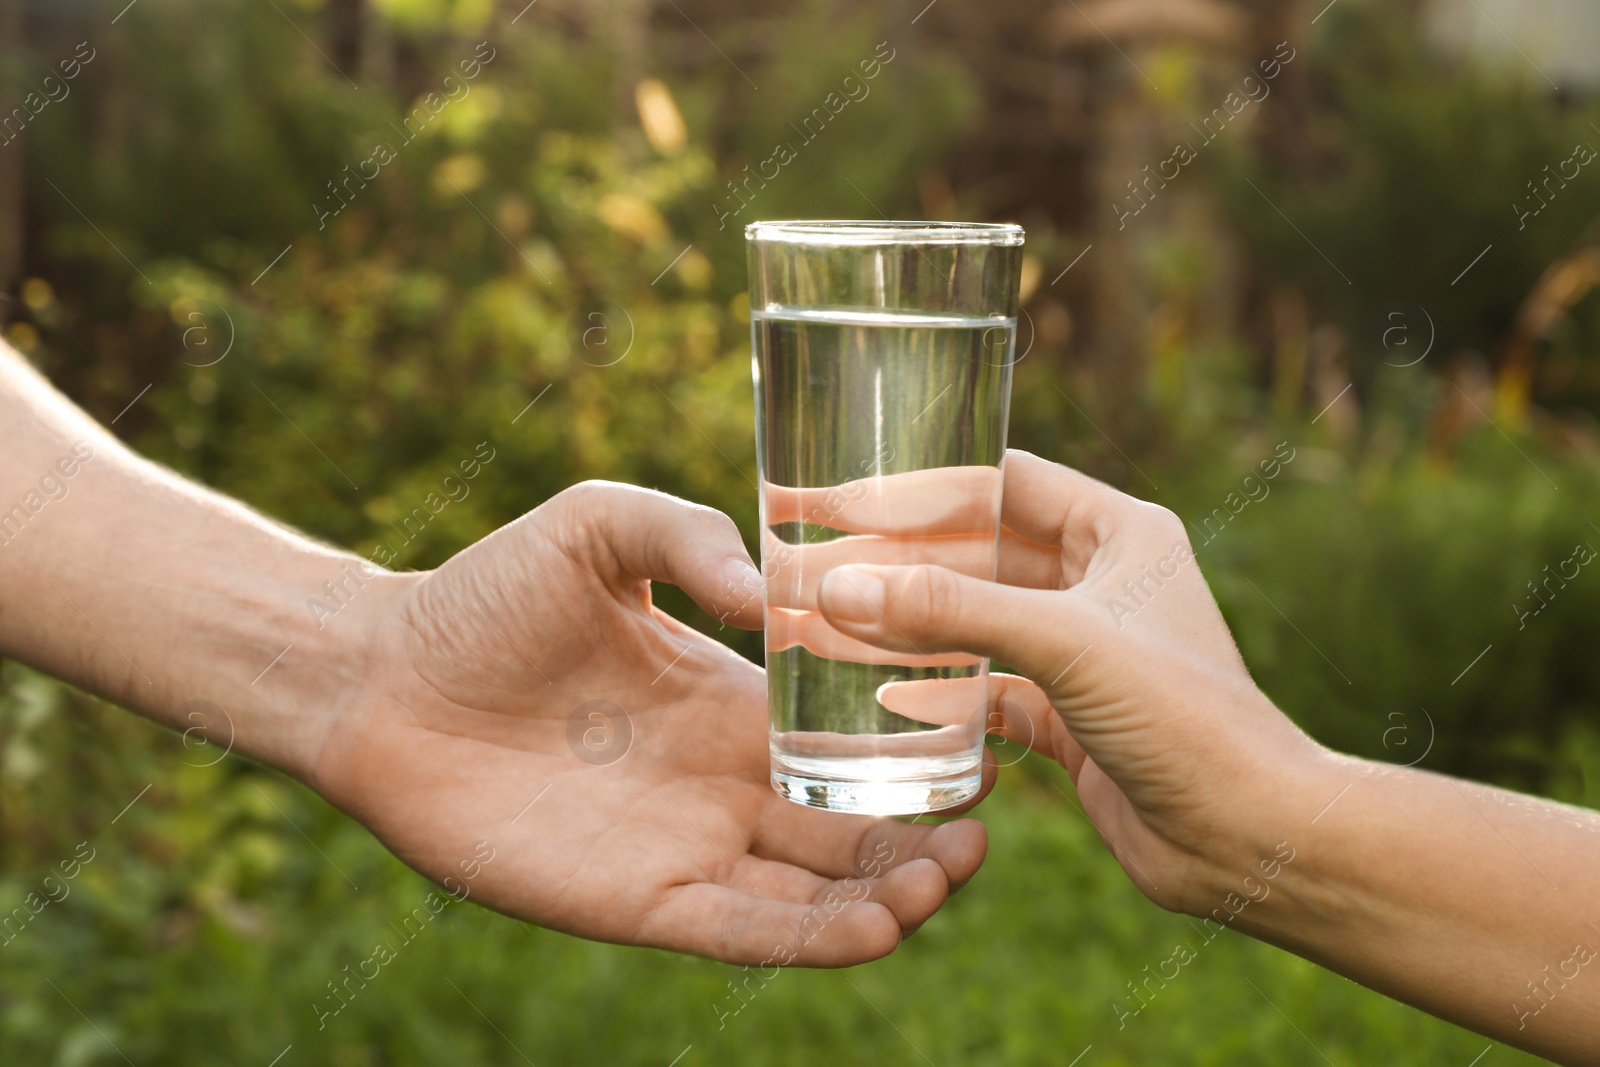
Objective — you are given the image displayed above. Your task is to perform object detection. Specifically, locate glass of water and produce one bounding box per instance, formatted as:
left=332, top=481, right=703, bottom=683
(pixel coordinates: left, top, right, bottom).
left=746, top=220, right=1024, bottom=815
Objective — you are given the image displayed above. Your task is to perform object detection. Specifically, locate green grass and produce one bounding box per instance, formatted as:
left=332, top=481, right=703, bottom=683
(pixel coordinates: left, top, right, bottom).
left=0, top=678, right=1551, bottom=1065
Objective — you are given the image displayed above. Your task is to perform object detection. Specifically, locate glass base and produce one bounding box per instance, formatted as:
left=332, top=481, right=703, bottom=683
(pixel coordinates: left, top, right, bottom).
left=770, top=751, right=982, bottom=815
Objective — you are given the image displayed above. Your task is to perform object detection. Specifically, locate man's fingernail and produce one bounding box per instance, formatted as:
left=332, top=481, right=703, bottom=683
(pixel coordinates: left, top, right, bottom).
left=823, top=567, right=885, bottom=624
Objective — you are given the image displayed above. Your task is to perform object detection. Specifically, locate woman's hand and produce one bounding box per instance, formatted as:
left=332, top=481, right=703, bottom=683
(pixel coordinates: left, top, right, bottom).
left=814, top=450, right=1317, bottom=913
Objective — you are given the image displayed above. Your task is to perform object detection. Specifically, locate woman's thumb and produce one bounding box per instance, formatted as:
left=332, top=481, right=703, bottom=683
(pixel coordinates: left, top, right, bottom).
left=815, top=564, right=1091, bottom=685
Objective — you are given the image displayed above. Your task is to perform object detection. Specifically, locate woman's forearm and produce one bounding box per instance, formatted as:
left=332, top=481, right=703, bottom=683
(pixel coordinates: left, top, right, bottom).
left=0, top=345, right=401, bottom=782
left=1220, top=746, right=1600, bottom=1063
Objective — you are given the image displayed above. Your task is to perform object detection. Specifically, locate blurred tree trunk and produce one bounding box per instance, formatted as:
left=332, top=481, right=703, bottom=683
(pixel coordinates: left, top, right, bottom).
left=328, top=0, right=364, bottom=79
left=0, top=0, right=24, bottom=297
left=1238, top=0, right=1313, bottom=178
left=1084, top=50, right=1160, bottom=403
left=1068, top=1, right=1250, bottom=419
left=607, top=0, right=652, bottom=132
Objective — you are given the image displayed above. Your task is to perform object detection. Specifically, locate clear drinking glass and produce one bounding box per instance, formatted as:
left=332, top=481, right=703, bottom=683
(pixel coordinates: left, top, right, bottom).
left=746, top=220, right=1024, bottom=815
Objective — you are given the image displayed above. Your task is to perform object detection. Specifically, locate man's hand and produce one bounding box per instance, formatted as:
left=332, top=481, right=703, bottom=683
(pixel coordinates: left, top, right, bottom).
left=314, top=483, right=987, bottom=966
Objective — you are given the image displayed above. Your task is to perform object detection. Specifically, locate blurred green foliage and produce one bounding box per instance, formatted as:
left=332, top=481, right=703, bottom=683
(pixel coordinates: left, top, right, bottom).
left=3, top=0, right=1599, bottom=1062
left=1213, top=2, right=1600, bottom=396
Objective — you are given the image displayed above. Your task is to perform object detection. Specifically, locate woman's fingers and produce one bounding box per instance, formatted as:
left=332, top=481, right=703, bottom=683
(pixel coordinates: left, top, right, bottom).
left=763, top=528, right=998, bottom=610
left=766, top=605, right=982, bottom=667
left=764, top=465, right=1003, bottom=537
left=874, top=672, right=1088, bottom=778
left=999, top=451, right=1191, bottom=587
left=997, top=524, right=1065, bottom=589
left=764, top=526, right=1060, bottom=608
left=997, top=450, right=1120, bottom=545
left=986, top=673, right=1088, bottom=779
left=873, top=675, right=989, bottom=726
left=925, top=747, right=1001, bottom=819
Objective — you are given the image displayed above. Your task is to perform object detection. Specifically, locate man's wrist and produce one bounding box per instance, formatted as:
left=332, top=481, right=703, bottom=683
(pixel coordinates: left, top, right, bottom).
left=223, top=560, right=419, bottom=787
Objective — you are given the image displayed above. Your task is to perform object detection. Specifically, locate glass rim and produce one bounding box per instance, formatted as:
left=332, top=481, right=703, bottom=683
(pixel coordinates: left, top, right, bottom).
left=745, top=219, right=1025, bottom=247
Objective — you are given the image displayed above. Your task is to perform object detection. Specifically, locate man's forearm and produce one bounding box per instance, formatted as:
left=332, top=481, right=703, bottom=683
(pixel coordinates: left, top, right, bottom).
left=0, top=344, right=402, bottom=781
left=1225, top=750, right=1600, bottom=1064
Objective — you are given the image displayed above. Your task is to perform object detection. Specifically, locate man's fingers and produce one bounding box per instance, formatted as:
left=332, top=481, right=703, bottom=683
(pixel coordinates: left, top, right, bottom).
left=656, top=844, right=965, bottom=965
left=860, top=857, right=951, bottom=935
left=751, top=800, right=988, bottom=886
left=816, top=562, right=1101, bottom=686
left=649, top=883, right=905, bottom=967
left=561, top=481, right=764, bottom=629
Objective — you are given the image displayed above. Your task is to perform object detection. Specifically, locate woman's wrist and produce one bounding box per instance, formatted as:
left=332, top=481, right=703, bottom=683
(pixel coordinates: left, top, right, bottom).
left=1171, top=696, right=1344, bottom=923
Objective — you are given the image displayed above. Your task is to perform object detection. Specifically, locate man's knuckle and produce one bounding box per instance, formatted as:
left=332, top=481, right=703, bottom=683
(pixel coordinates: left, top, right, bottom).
left=695, top=505, right=742, bottom=541
left=554, top=479, right=613, bottom=510
left=1133, top=501, right=1187, bottom=540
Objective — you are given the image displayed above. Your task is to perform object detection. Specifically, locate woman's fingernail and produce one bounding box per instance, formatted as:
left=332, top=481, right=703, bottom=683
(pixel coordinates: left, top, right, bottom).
left=822, top=567, right=885, bottom=623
